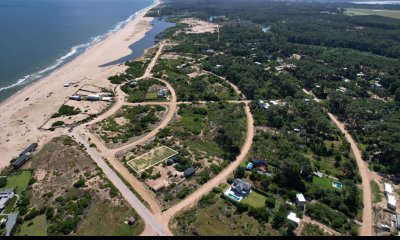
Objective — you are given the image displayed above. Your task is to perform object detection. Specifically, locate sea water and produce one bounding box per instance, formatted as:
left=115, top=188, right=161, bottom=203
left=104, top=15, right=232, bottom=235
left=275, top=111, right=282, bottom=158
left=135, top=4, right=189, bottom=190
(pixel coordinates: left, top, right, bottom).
left=0, top=0, right=154, bottom=102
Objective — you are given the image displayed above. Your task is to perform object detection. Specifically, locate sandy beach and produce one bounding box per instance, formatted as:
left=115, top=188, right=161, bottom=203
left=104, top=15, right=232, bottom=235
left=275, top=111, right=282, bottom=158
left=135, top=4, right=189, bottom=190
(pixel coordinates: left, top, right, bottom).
left=0, top=0, right=160, bottom=169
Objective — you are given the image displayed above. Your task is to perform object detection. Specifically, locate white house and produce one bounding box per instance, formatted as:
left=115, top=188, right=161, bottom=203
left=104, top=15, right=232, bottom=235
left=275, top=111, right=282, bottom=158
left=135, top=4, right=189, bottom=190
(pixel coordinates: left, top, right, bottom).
left=296, top=193, right=306, bottom=209
left=388, top=195, right=396, bottom=210
left=384, top=183, right=393, bottom=196
left=287, top=212, right=301, bottom=225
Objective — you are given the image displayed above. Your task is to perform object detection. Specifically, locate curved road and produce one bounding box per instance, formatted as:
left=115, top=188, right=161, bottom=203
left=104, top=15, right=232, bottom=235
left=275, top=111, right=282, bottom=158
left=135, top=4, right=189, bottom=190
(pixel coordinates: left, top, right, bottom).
left=72, top=39, right=256, bottom=235
left=303, top=89, right=372, bottom=236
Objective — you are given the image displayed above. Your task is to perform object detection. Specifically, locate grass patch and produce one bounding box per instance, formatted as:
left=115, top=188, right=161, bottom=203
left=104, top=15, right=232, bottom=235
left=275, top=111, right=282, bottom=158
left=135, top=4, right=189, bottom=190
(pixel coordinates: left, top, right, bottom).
left=19, top=215, right=48, bottom=236
left=172, top=197, right=279, bottom=236
left=1, top=171, right=31, bottom=195
left=76, top=201, right=144, bottom=236
left=345, top=8, right=400, bottom=19
left=371, top=180, right=382, bottom=203
left=145, top=92, right=159, bottom=100
left=127, top=146, right=178, bottom=173
left=241, top=191, right=268, bottom=209
left=3, top=195, right=18, bottom=214
left=312, top=176, right=332, bottom=188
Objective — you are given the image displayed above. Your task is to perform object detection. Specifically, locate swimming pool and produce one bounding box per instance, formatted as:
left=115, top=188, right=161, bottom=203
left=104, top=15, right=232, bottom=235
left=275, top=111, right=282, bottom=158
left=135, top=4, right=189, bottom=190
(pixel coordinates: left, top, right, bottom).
left=228, top=193, right=240, bottom=201
left=332, top=181, right=343, bottom=189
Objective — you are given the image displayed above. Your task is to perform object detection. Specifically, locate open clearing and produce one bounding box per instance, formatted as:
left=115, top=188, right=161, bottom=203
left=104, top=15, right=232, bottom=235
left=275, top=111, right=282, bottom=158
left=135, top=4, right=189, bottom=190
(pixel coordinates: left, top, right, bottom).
left=345, top=8, right=400, bottom=19
left=127, top=146, right=178, bottom=173
left=76, top=201, right=144, bottom=236
left=19, top=215, right=48, bottom=236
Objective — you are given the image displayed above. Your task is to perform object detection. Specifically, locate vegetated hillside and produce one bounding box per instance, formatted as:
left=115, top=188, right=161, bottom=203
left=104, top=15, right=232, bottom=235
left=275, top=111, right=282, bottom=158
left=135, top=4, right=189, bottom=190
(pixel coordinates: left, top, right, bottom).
left=15, top=136, right=144, bottom=236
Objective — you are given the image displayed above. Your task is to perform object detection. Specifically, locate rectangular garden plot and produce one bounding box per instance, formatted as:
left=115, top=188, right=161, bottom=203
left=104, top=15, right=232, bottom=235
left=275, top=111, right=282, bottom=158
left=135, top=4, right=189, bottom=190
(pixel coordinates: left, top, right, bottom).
left=127, top=146, right=178, bottom=173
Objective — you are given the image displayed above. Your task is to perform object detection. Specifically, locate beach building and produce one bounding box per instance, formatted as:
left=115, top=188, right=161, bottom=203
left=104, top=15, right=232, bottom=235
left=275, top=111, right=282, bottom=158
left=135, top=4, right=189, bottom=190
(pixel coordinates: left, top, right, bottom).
left=296, top=193, right=306, bottom=209
left=87, top=94, right=101, bottom=101
left=0, top=189, right=15, bottom=211
left=12, top=155, right=30, bottom=169
left=388, top=195, right=396, bottom=210
left=19, top=143, right=38, bottom=157
left=69, top=95, right=82, bottom=101
left=231, top=179, right=251, bottom=197
left=384, top=183, right=393, bottom=196
left=287, top=212, right=301, bottom=225
left=101, top=97, right=112, bottom=102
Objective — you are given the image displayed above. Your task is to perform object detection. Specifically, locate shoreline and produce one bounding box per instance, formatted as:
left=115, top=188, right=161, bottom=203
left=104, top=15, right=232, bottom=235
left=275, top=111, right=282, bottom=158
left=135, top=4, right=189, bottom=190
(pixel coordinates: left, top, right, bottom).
left=0, top=0, right=159, bottom=108
left=0, top=0, right=161, bottom=169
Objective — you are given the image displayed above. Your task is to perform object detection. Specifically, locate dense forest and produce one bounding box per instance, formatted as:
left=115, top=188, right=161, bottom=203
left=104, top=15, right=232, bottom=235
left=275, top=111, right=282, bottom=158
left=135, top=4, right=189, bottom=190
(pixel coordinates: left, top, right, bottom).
left=148, top=0, right=400, bottom=174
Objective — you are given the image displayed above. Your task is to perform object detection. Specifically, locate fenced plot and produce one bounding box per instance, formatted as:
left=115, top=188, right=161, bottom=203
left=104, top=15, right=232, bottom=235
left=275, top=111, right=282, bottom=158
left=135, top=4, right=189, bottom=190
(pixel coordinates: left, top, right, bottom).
left=127, top=146, right=178, bottom=173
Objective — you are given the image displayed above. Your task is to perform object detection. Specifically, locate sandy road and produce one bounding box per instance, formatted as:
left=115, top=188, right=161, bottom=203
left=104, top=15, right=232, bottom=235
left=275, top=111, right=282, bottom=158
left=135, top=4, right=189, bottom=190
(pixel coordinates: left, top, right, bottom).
left=159, top=102, right=254, bottom=227
left=70, top=130, right=170, bottom=236
left=73, top=39, right=256, bottom=235
left=303, top=89, right=372, bottom=236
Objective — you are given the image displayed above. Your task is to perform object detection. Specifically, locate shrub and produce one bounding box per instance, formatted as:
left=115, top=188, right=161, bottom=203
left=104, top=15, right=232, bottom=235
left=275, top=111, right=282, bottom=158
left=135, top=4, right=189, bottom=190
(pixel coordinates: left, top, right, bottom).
left=52, top=121, right=64, bottom=127
left=73, top=178, right=85, bottom=188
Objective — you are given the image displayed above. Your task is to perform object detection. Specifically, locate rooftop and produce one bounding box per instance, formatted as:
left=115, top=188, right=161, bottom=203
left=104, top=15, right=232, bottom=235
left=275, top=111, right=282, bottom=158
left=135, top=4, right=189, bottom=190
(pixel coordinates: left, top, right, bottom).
left=296, top=193, right=306, bottom=202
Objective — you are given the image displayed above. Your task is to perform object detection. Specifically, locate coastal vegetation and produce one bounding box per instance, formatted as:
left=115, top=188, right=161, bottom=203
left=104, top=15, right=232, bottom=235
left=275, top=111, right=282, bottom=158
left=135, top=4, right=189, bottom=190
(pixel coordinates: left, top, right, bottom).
left=119, top=102, right=247, bottom=209
left=7, top=136, right=144, bottom=236
left=92, top=105, right=166, bottom=147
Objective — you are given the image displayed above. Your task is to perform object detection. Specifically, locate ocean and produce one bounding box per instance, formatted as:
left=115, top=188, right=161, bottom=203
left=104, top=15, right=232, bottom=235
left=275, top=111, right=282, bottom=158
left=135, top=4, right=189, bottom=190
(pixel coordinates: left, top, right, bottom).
left=0, top=0, right=155, bottom=102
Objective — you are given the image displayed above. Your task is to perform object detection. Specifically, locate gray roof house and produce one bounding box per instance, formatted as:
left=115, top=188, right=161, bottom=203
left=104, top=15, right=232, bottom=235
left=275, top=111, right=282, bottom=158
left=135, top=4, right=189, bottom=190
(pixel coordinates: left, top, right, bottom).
left=231, top=179, right=251, bottom=197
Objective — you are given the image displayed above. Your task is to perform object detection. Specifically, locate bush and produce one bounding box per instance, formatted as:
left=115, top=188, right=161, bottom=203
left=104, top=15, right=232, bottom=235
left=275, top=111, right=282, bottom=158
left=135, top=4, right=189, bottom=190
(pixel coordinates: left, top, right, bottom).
left=177, top=187, right=191, bottom=199
left=0, top=178, right=7, bottom=188
left=265, top=197, right=276, bottom=209
left=52, top=121, right=64, bottom=127
left=248, top=207, right=270, bottom=223
left=73, top=178, right=85, bottom=188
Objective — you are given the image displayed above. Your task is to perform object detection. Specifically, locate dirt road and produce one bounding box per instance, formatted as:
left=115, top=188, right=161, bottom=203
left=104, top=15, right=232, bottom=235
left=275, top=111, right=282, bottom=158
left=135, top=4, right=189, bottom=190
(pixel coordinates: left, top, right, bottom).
left=303, top=88, right=372, bottom=236
left=159, top=102, right=254, bottom=228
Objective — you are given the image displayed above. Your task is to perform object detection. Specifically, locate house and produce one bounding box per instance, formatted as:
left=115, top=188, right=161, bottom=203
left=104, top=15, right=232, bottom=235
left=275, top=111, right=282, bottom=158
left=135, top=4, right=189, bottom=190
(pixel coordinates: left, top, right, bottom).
left=384, top=183, right=393, bottom=196
left=396, top=214, right=400, bottom=229
left=19, top=143, right=38, bottom=157
left=127, top=216, right=136, bottom=225
left=287, top=212, right=301, bottom=225
left=205, top=48, right=215, bottom=55
left=388, top=195, right=396, bottom=210
left=152, top=182, right=165, bottom=192
left=184, top=167, right=196, bottom=178
left=231, top=179, right=251, bottom=197
left=0, top=189, right=15, bottom=211
left=296, top=193, right=306, bottom=209
left=372, top=82, right=382, bottom=89
left=5, top=212, right=18, bottom=236
left=158, top=89, right=167, bottom=98
left=87, top=94, right=101, bottom=101
left=215, top=64, right=223, bottom=69
left=12, top=155, right=30, bottom=169
left=129, top=81, right=138, bottom=88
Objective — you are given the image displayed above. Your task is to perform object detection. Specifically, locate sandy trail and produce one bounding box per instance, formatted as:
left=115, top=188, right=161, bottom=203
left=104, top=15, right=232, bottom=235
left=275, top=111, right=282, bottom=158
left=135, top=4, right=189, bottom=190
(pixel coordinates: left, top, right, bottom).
left=303, top=88, right=372, bottom=236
